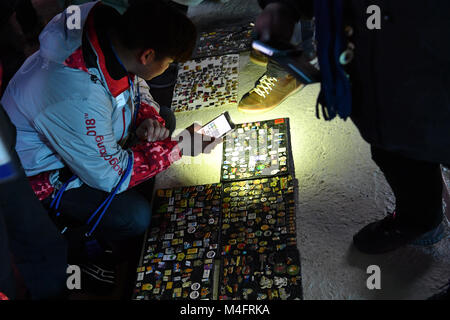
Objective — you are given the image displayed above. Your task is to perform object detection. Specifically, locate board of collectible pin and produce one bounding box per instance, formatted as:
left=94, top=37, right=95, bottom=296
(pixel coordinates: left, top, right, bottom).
left=218, top=175, right=302, bottom=300
left=192, top=22, right=254, bottom=59
left=221, top=118, right=293, bottom=182
left=133, top=184, right=222, bottom=300
left=170, top=54, right=239, bottom=113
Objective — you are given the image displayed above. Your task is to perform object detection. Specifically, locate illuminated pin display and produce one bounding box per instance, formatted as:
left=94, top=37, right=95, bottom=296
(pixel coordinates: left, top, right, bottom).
left=221, top=118, right=293, bottom=182
left=218, top=175, right=302, bottom=300
left=134, top=101, right=301, bottom=301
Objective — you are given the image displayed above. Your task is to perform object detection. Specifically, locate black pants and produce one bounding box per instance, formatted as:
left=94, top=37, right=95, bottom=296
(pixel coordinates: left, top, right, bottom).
left=371, top=146, right=445, bottom=232
left=41, top=182, right=152, bottom=265
left=0, top=106, right=68, bottom=300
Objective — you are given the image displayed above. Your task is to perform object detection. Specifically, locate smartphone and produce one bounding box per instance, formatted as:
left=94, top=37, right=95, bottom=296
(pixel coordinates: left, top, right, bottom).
left=252, top=40, right=320, bottom=84
left=199, top=111, right=235, bottom=139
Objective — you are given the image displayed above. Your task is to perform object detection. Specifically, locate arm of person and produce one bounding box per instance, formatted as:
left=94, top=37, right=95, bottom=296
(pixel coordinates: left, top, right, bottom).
left=33, top=92, right=180, bottom=193
left=129, top=101, right=182, bottom=188
left=134, top=96, right=168, bottom=142
left=132, top=76, right=171, bottom=142
left=134, top=76, right=160, bottom=114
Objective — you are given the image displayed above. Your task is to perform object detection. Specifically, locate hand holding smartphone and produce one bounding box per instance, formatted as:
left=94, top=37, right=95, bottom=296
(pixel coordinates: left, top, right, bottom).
left=177, top=112, right=235, bottom=157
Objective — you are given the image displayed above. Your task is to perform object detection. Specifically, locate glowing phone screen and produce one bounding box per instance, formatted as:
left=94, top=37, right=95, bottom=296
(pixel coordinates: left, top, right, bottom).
left=200, top=114, right=233, bottom=138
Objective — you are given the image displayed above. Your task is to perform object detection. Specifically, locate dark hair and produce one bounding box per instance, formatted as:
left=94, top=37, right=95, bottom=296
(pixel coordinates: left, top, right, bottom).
left=117, top=0, right=196, bottom=62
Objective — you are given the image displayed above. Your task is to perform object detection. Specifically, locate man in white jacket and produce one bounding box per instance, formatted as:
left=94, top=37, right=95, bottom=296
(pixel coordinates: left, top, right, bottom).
left=1, top=0, right=217, bottom=274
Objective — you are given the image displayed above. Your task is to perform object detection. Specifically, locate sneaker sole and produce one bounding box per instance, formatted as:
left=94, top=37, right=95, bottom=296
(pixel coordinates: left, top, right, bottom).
left=352, top=237, right=412, bottom=255
left=249, top=55, right=268, bottom=67
left=409, top=223, right=447, bottom=246
left=238, top=84, right=304, bottom=114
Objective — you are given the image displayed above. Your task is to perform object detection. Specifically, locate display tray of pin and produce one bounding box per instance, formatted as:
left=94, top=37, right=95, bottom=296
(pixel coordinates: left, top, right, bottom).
left=192, top=21, right=254, bottom=59
left=218, top=247, right=303, bottom=300
left=221, top=118, right=294, bottom=182
left=218, top=175, right=302, bottom=300
left=171, top=55, right=239, bottom=113
left=132, top=183, right=223, bottom=300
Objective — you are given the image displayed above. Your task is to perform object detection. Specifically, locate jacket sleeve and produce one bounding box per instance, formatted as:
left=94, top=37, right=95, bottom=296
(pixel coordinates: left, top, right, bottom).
left=127, top=73, right=183, bottom=187
left=34, top=95, right=133, bottom=193
left=258, top=0, right=314, bottom=20
left=128, top=100, right=182, bottom=189
left=34, top=91, right=180, bottom=194
left=134, top=76, right=160, bottom=114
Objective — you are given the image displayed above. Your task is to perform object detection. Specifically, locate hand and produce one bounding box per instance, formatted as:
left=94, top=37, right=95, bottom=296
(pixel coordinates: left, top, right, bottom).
left=255, top=3, right=297, bottom=43
left=175, top=123, right=222, bottom=157
left=136, top=118, right=170, bottom=142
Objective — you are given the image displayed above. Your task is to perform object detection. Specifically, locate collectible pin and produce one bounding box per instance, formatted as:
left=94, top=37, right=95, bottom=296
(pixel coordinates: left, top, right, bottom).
left=287, top=265, right=300, bottom=276
left=190, top=291, right=200, bottom=299
left=191, top=282, right=201, bottom=291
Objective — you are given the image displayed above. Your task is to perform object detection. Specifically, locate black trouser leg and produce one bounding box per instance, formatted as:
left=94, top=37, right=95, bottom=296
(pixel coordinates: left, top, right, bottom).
left=0, top=107, right=68, bottom=300
left=41, top=183, right=152, bottom=264
left=0, top=211, right=15, bottom=299
left=159, top=105, right=177, bottom=136
left=371, top=146, right=444, bottom=232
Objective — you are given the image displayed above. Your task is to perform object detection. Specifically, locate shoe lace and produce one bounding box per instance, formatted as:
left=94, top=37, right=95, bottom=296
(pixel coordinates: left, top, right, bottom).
left=250, top=75, right=278, bottom=98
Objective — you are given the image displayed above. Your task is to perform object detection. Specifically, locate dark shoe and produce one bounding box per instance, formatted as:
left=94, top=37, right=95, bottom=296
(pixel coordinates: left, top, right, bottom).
left=70, top=242, right=117, bottom=296
left=79, top=259, right=116, bottom=296
left=353, top=212, right=427, bottom=254
left=427, top=279, right=450, bottom=300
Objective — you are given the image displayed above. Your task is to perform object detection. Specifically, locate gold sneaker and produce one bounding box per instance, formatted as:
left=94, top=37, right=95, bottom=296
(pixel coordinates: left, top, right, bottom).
left=238, top=74, right=304, bottom=113
left=249, top=49, right=269, bottom=67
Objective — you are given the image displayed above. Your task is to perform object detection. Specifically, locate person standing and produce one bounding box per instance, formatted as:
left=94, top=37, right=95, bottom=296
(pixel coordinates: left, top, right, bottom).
left=253, top=0, right=449, bottom=254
